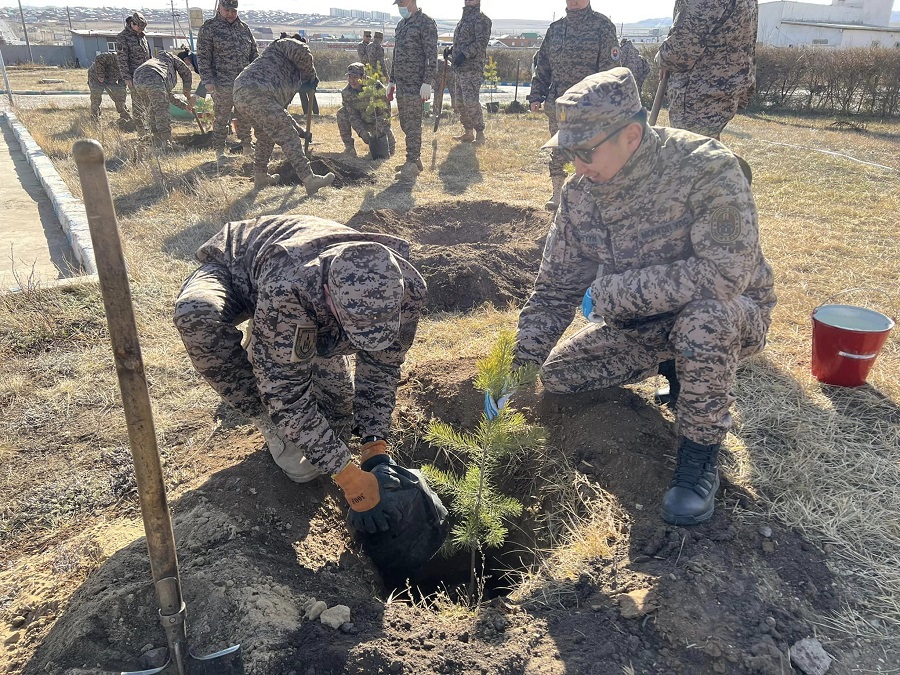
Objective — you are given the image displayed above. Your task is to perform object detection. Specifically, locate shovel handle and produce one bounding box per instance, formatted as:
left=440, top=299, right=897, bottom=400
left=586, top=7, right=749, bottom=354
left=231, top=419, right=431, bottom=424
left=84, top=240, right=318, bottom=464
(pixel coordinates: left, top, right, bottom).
left=72, top=140, right=181, bottom=588
left=649, top=69, right=669, bottom=126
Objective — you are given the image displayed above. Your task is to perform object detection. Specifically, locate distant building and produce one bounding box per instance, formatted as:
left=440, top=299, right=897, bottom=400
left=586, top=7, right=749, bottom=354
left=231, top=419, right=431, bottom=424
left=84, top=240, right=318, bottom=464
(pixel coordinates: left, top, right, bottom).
left=495, top=34, right=542, bottom=49
left=70, top=29, right=188, bottom=66
left=758, top=0, right=900, bottom=47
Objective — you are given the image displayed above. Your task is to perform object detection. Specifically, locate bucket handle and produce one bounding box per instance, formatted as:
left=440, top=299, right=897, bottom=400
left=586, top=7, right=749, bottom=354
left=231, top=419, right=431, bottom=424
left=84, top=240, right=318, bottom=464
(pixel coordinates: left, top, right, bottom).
left=815, top=287, right=896, bottom=319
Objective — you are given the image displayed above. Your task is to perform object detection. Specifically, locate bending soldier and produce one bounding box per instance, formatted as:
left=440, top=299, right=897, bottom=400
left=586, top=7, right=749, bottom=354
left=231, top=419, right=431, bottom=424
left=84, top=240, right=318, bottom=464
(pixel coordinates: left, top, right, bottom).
left=116, top=12, right=151, bottom=131
left=233, top=34, right=335, bottom=194
left=197, top=0, right=258, bottom=160
left=528, top=0, right=618, bottom=211
left=174, top=215, right=428, bottom=532
left=338, top=63, right=396, bottom=159
left=449, top=0, right=491, bottom=144
left=388, top=0, right=438, bottom=181
left=87, top=52, right=132, bottom=126
left=515, top=69, right=776, bottom=526
left=132, top=49, right=195, bottom=150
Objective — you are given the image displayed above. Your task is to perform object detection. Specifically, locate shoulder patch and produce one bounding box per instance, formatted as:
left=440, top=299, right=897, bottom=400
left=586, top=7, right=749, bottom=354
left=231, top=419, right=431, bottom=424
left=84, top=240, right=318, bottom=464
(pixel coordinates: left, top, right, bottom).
left=611, top=46, right=620, bottom=61
left=709, top=206, right=743, bottom=244
left=290, top=323, right=317, bottom=363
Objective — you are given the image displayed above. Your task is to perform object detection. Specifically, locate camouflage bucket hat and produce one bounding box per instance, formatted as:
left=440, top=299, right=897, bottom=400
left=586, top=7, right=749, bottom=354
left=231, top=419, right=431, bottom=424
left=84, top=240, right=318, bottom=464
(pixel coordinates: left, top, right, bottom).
left=220, top=0, right=238, bottom=8
left=542, top=67, right=643, bottom=150
left=347, top=62, right=366, bottom=77
left=328, top=243, right=404, bottom=352
left=131, top=11, right=147, bottom=27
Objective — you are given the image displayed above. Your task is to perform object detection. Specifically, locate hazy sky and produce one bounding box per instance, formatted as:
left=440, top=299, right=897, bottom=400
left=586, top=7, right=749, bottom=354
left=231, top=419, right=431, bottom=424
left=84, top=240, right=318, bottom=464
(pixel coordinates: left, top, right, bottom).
left=14, top=0, right=900, bottom=24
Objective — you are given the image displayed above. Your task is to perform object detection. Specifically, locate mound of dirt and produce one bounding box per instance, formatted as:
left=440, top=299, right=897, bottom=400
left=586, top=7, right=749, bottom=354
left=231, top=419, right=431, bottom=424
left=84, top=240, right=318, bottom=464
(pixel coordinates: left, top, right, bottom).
left=347, top=202, right=551, bottom=312
left=23, top=362, right=847, bottom=675
left=274, top=157, right=376, bottom=190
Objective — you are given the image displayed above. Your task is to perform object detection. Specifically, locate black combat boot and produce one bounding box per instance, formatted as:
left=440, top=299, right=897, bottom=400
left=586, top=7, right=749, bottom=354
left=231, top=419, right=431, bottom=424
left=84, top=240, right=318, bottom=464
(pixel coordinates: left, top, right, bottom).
left=661, top=437, right=720, bottom=525
left=655, top=359, right=681, bottom=408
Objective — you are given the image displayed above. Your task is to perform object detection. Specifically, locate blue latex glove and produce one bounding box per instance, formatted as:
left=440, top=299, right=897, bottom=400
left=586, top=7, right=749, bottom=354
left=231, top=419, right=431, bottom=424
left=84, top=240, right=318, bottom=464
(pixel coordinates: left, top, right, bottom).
left=484, top=388, right=512, bottom=421
left=298, top=77, right=319, bottom=94
left=582, top=288, right=606, bottom=325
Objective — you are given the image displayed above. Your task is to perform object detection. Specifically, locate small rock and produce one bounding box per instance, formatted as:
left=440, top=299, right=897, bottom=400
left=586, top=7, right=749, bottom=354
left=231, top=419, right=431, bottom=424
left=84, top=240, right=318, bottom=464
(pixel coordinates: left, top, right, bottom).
left=823, top=543, right=834, bottom=554
left=10, top=616, right=26, bottom=629
left=301, top=598, right=317, bottom=612
left=339, top=622, right=356, bottom=634
left=4, top=631, right=22, bottom=645
left=761, top=540, right=775, bottom=554
left=493, top=614, right=507, bottom=632
left=140, top=643, right=155, bottom=654
left=389, top=662, right=402, bottom=674
left=634, top=503, right=644, bottom=511
left=790, top=637, right=832, bottom=675
left=758, top=525, right=773, bottom=538
left=305, top=601, right=327, bottom=621
left=590, top=604, right=603, bottom=612
left=458, top=631, right=470, bottom=643
left=225, top=580, right=235, bottom=588
left=765, top=616, right=777, bottom=628
left=249, top=488, right=258, bottom=495
left=320, top=605, right=351, bottom=629
left=138, top=647, right=169, bottom=670
left=618, top=589, right=658, bottom=620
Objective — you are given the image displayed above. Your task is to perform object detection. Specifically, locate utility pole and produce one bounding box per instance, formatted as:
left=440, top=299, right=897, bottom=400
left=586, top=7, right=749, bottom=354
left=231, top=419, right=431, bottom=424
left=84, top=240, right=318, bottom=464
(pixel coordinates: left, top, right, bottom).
left=17, top=0, right=33, bottom=64
left=66, top=6, right=73, bottom=31
left=185, top=0, right=195, bottom=50
left=170, top=0, right=179, bottom=45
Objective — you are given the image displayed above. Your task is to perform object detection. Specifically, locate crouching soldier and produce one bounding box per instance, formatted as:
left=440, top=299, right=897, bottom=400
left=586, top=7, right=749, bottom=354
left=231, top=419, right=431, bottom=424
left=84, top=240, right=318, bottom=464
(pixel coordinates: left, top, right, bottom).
left=233, top=33, right=334, bottom=194
left=515, top=69, right=776, bottom=526
left=173, top=215, right=428, bottom=532
left=337, top=62, right=396, bottom=160
left=132, top=49, right=196, bottom=149
left=87, top=52, right=132, bottom=127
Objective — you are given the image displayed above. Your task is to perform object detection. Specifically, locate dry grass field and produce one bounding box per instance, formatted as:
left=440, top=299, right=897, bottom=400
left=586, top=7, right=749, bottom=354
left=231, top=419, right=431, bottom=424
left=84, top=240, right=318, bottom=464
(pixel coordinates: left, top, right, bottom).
left=0, top=97, right=898, bottom=673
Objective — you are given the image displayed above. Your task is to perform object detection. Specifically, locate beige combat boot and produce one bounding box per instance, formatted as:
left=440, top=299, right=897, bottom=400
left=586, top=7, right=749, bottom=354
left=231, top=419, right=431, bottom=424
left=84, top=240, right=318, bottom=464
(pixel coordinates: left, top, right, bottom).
left=302, top=172, right=335, bottom=196
left=251, top=413, right=321, bottom=483
left=340, top=140, right=357, bottom=158
left=253, top=171, right=280, bottom=189
left=474, top=130, right=486, bottom=145
left=395, top=161, right=421, bottom=181
left=453, top=129, right=475, bottom=143
left=545, top=175, right=565, bottom=212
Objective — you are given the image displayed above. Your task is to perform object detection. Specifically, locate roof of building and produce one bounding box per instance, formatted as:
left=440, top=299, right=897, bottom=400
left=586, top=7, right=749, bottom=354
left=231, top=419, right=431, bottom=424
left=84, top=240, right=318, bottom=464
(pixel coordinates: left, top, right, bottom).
left=781, top=20, right=900, bottom=32
left=69, top=28, right=187, bottom=39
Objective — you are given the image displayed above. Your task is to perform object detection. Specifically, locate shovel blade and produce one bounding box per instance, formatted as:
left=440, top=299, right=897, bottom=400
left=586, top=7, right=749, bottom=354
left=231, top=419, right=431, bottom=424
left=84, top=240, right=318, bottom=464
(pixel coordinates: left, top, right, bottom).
left=121, top=644, right=243, bottom=675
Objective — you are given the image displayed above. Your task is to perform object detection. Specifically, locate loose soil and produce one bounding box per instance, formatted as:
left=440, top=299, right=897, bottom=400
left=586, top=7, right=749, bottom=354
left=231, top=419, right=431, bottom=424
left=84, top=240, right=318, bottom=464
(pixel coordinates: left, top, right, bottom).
left=4, top=202, right=862, bottom=675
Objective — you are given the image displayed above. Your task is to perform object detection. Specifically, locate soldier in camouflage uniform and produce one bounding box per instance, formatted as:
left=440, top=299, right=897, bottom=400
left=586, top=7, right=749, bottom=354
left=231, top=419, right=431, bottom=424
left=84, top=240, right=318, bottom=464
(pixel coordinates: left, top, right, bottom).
left=449, top=0, right=491, bottom=144
left=174, top=215, right=427, bottom=529
left=132, top=49, right=195, bottom=149
left=116, top=12, right=151, bottom=132
left=528, top=0, right=618, bottom=211
left=233, top=34, right=335, bottom=194
left=338, top=62, right=396, bottom=159
left=387, top=0, right=438, bottom=181
left=87, top=52, right=132, bottom=125
left=366, top=31, right=388, bottom=80
left=619, top=38, right=649, bottom=94
left=515, top=69, right=776, bottom=526
left=657, top=0, right=758, bottom=139
left=357, top=30, right=372, bottom=61
left=197, top=0, right=258, bottom=159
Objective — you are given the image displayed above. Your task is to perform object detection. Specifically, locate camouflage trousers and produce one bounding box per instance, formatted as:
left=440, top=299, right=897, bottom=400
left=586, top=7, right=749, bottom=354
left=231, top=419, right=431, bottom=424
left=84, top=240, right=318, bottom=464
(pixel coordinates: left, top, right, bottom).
left=130, top=85, right=151, bottom=133
left=336, top=108, right=396, bottom=155
left=667, top=77, right=740, bottom=139
left=210, top=86, right=252, bottom=150
left=540, top=297, right=769, bottom=446
left=133, top=75, right=171, bottom=136
left=452, top=70, right=484, bottom=132
left=395, top=93, right=424, bottom=163
left=544, top=103, right=566, bottom=179
left=233, top=88, right=312, bottom=179
left=173, top=262, right=354, bottom=442
left=88, top=77, right=130, bottom=121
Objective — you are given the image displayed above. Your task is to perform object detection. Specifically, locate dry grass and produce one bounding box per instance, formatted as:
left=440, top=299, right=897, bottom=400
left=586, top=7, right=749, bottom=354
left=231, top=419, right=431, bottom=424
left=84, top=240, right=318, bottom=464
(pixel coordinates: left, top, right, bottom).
left=2, top=101, right=900, bottom=656
left=4, top=67, right=89, bottom=92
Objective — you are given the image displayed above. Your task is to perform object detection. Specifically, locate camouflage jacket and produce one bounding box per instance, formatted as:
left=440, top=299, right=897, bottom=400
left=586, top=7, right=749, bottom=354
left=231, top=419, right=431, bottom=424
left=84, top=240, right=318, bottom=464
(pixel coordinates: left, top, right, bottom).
left=233, top=36, right=316, bottom=110
left=366, top=42, right=388, bottom=79
left=115, top=25, right=150, bottom=81
left=133, top=51, right=193, bottom=92
left=197, top=13, right=258, bottom=88
left=619, top=39, right=649, bottom=90
left=451, top=6, right=491, bottom=74
left=528, top=4, right=619, bottom=104
left=194, top=215, right=427, bottom=475
left=341, top=82, right=391, bottom=135
left=516, top=127, right=776, bottom=366
left=657, top=0, right=758, bottom=105
left=88, top=53, right=122, bottom=84
left=389, top=9, right=438, bottom=95
left=356, top=40, right=370, bottom=61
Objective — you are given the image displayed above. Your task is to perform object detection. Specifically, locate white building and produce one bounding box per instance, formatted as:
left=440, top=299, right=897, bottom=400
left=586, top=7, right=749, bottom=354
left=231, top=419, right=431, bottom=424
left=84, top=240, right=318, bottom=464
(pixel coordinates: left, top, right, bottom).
left=758, top=0, right=900, bottom=47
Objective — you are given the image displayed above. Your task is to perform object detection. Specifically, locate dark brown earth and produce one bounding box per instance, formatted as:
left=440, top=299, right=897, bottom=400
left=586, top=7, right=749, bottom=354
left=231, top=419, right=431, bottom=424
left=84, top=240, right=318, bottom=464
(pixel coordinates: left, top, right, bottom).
left=14, top=203, right=856, bottom=675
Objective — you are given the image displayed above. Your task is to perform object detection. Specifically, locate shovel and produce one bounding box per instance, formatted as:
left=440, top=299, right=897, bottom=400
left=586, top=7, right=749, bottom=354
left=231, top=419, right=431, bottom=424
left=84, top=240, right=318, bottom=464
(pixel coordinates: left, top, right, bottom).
left=72, top=139, right=243, bottom=675
left=649, top=68, right=669, bottom=126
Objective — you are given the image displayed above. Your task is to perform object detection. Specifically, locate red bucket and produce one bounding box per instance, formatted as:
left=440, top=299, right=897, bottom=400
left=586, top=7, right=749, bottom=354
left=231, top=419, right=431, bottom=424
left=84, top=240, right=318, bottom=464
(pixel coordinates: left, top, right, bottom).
left=811, top=304, right=894, bottom=387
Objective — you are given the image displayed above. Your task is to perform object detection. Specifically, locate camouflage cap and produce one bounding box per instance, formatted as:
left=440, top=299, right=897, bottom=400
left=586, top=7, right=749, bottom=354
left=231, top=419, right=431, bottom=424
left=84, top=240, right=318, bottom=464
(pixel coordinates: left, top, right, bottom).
left=542, top=68, right=643, bottom=150
left=347, top=62, right=366, bottom=77
left=374, top=31, right=384, bottom=38
left=363, top=30, right=372, bottom=37
left=328, top=243, right=404, bottom=352
left=130, top=11, right=147, bottom=27
left=220, top=0, right=238, bottom=8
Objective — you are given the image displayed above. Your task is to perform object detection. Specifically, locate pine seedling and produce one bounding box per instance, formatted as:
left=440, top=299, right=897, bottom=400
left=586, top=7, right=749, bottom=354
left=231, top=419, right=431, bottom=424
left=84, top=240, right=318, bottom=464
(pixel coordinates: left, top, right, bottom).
left=483, top=56, right=499, bottom=107
left=360, top=63, right=389, bottom=135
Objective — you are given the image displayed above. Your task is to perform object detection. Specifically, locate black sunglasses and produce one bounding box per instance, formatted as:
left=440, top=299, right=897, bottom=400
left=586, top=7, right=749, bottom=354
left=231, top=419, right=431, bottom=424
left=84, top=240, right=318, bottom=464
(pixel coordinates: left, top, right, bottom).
left=559, top=124, right=626, bottom=164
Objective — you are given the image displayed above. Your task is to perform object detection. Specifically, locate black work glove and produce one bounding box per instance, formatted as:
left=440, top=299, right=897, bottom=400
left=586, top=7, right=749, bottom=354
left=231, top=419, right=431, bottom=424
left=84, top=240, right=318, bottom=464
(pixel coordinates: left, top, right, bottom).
left=298, top=76, right=319, bottom=93
left=453, top=52, right=466, bottom=69
left=359, top=129, right=372, bottom=145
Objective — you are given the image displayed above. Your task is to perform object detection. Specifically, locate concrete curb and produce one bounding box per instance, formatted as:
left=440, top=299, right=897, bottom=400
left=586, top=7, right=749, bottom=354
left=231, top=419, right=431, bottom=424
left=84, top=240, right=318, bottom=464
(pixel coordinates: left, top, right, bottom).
left=1, top=110, right=97, bottom=275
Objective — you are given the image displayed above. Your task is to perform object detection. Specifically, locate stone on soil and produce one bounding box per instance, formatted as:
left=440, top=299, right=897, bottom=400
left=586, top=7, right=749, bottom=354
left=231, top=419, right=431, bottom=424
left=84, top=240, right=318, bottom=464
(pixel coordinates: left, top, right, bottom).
left=790, top=638, right=832, bottom=675
left=320, top=604, right=351, bottom=629
left=618, top=589, right=657, bottom=619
